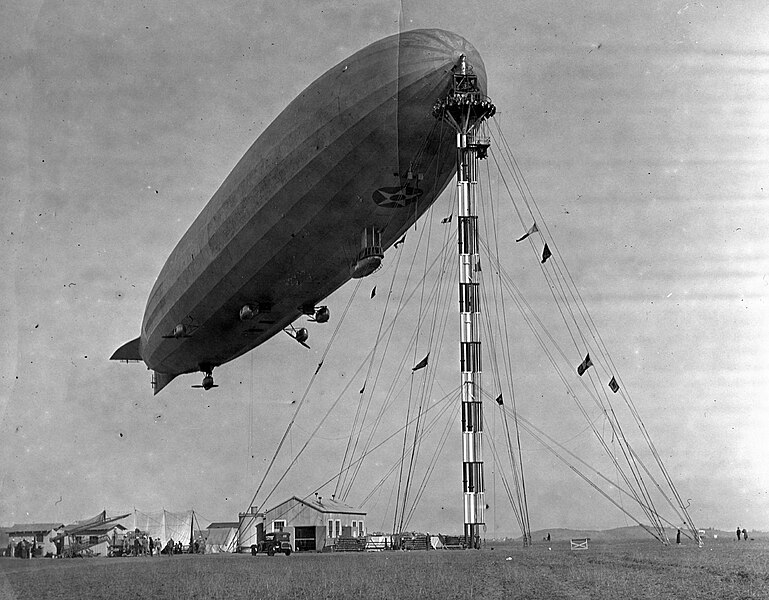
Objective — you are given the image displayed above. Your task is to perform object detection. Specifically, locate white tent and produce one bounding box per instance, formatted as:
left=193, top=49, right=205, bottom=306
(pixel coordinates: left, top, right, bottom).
left=128, top=509, right=205, bottom=550
left=429, top=535, right=445, bottom=549
left=205, top=524, right=238, bottom=553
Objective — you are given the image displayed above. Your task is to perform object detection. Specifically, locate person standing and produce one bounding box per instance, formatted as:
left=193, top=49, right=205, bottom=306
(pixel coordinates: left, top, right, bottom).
left=676, top=529, right=681, bottom=544
left=742, top=528, right=748, bottom=541
left=736, top=527, right=741, bottom=541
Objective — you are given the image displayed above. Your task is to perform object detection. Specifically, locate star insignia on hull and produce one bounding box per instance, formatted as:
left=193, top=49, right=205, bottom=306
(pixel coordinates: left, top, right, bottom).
left=372, top=185, right=423, bottom=208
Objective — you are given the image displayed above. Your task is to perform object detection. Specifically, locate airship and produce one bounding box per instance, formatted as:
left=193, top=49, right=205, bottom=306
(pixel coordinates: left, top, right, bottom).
left=111, top=29, right=488, bottom=393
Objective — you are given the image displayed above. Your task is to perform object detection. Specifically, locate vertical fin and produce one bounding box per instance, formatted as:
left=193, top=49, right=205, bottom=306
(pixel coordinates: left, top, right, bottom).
left=152, top=371, right=178, bottom=395
left=110, top=337, right=142, bottom=361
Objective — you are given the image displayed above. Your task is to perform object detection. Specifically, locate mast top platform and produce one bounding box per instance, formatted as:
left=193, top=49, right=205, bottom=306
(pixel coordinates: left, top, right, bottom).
left=432, top=54, right=496, bottom=133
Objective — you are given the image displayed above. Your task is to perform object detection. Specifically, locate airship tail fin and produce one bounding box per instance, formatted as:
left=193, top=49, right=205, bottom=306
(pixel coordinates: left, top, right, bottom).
left=152, top=371, right=178, bottom=395
left=110, top=337, right=142, bottom=361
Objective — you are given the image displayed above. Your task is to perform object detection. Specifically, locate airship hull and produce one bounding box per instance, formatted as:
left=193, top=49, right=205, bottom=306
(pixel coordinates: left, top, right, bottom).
left=112, top=29, right=488, bottom=392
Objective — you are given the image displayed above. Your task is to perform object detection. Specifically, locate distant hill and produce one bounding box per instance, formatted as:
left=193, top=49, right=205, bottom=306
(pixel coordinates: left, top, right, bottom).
left=503, top=526, right=765, bottom=543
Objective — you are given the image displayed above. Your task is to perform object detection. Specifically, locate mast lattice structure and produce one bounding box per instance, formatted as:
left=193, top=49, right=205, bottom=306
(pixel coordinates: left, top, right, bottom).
left=433, top=55, right=496, bottom=548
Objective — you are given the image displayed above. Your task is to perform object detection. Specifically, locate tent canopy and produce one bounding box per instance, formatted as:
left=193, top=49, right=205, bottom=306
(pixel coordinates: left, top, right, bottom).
left=125, top=509, right=206, bottom=548
left=205, top=525, right=237, bottom=553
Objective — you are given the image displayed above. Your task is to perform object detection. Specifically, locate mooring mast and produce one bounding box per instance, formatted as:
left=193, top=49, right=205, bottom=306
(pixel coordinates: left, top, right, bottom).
left=433, top=55, right=496, bottom=548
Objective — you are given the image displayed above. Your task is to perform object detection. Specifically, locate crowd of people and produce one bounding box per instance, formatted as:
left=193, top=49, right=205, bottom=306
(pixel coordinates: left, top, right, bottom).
left=117, top=530, right=201, bottom=557
left=8, top=540, right=39, bottom=559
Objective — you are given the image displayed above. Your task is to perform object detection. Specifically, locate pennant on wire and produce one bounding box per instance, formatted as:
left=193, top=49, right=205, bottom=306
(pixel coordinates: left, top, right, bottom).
left=412, top=353, right=429, bottom=372
left=441, top=213, right=453, bottom=224
left=314, top=361, right=324, bottom=375
left=370, top=286, right=376, bottom=299
left=608, top=376, right=619, bottom=393
left=394, top=235, right=406, bottom=248
left=359, top=382, right=366, bottom=394
left=516, top=222, right=539, bottom=242
left=541, top=243, right=552, bottom=264
left=576, top=353, right=593, bottom=376
left=495, top=394, right=504, bottom=406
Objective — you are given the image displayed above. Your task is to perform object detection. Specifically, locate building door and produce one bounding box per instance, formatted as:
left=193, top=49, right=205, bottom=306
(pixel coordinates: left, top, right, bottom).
left=294, top=527, right=316, bottom=552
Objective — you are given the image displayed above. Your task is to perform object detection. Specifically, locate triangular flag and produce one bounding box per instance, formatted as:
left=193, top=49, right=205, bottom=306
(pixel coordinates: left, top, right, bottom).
left=608, top=376, right=619, bottom=393
left=516, top=222, right=539, bottom=242
left=314, top=361, right=324, bottom=375
left=359, top=382, right=366, bottom=394
left=370, top=286, right=376, bottom=299
left=577, top=353, right=593, bottom=376
left=394, top=235, right=406, bottom=248
left=412, top=353, right=429, bottom=372
left=541, top=243, right=552, bottom=264
left=441, top=214, right=453, bottom=224
left=495, top=394, right=504, bottom=406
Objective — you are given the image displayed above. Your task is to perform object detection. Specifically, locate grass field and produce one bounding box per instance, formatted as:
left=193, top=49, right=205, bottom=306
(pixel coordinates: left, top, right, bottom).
left=1, top=538, right=768, bottom=599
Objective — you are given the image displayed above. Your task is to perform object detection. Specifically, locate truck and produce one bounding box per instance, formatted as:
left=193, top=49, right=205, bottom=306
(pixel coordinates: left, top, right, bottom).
left=251, top=531, right=292, bottom=556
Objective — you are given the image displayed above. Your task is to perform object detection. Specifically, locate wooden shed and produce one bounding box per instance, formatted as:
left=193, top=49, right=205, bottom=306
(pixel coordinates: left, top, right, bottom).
left=264, top=495, right=366, bottom=552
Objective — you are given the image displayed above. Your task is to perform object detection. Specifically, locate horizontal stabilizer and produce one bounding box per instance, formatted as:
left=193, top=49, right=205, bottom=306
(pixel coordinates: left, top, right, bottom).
left=110, top=337, right=142, bottom=361
left=153, top=371, right=178, bottom=395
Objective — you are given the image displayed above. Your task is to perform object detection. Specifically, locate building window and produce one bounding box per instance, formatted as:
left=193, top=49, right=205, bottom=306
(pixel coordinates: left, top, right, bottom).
left=328, top=520, right=343, bottom=539
left=272, top=520, right=286, bottom=532
left=351, top=521, right=357, bottom=537
left=89, top=536, right=99, bottom=545
left=359, top=521, right=365, bottom=536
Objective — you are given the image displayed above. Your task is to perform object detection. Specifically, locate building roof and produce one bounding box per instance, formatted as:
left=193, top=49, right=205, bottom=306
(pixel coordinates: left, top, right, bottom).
left=8, top=523, right=64, bottom=535
left=68, top=523, right=127, bottom=535
left=207, top=522, right=239, bottom=530
left=268, top=496, right=366, bottom=516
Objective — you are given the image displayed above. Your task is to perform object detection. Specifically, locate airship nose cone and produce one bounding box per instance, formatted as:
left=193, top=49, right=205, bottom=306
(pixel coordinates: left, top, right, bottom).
left=399, top=28, right=488, bottom=92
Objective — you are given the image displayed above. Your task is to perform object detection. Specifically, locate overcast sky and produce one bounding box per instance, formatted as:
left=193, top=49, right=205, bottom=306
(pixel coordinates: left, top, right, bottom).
left=1, top=1, right=768, bottom=537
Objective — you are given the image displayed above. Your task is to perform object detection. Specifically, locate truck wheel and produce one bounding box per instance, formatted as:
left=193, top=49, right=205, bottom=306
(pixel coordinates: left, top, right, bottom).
left=267, top=547, right=274, bottom=556
left=285, top=548, right=291, bottom=556
left=251, top=545, right=257, bottom=556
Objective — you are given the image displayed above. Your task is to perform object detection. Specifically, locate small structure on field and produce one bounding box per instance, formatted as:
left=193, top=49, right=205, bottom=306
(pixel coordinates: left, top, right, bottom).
left=237, top=506, right=264, bottom=552
left=6, top=523, right=64, bottom=557
left=400, top=532, right=430, bottom=550
left=205, top=522, right=239, bottom=553
left=55, top=510, right=130, bottom=557
left=364, top=533, right=394, bottom=551
left=259, top=495, right=367, bottom=552
left=570, top=537, right=590, bottom=550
